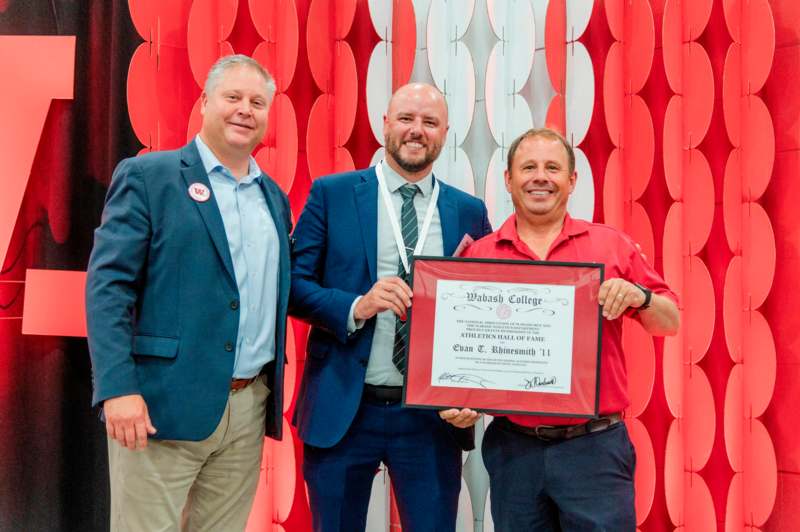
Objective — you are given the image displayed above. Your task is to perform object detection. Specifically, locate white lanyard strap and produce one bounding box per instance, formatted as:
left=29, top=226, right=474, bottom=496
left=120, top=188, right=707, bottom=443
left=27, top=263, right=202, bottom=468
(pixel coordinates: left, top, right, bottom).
left=376, top=162, right=439, bottom=275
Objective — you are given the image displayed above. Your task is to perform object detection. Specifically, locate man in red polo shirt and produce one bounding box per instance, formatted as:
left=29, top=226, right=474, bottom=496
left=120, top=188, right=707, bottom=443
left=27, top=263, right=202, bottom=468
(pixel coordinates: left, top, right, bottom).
left=448, top=128, right=679, bottom=530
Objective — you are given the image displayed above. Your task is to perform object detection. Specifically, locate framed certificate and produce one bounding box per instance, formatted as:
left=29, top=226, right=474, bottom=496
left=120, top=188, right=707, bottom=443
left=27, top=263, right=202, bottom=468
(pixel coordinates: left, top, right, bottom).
left=402, top=256, right=604, bottom=418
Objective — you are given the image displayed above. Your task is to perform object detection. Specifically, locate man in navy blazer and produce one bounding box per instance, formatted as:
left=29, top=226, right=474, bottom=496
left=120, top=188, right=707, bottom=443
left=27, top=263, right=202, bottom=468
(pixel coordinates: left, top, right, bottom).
left=86, top=55, right=291, bottom=531
left=291, top=83, right=492, bottom=531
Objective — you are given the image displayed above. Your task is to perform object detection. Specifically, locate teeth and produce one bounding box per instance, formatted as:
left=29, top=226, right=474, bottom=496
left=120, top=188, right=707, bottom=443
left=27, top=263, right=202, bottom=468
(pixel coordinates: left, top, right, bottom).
left=529, top=190, right=550, bottom=196
left=405, top=142, right=423, bottom=149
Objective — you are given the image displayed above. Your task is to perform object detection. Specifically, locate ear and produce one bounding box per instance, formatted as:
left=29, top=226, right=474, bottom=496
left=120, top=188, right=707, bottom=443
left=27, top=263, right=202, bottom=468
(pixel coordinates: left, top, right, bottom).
left=504, top=169, right=512, bottom=194
left=200, top=91, right=208, bottom=116
left=569, top=171, right=577, bottom=194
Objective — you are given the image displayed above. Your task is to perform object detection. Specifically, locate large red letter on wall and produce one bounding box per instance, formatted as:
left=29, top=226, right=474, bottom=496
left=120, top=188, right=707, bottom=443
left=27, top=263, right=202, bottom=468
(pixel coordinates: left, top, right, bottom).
left=0, top=37, right=86, bottom=337
left=0, top=36, right=75, bottom=265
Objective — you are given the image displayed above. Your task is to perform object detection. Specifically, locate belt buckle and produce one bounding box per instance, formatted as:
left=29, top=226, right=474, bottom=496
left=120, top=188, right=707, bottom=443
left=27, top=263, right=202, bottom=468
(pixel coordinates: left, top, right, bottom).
left=533, top=424, right=558, bottom=442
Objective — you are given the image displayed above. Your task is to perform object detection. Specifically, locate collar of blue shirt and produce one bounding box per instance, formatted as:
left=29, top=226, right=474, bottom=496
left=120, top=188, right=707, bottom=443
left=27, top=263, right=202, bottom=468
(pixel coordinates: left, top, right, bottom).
left=380, top=159, right=434, bottom=196
left=195, top=135, right=262, bottom=185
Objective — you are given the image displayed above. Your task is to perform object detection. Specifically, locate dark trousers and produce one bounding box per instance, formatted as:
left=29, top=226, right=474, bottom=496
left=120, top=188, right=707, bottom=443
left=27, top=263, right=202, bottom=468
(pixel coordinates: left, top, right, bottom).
left=482, top=418, right=637, bottom=531
left=303, top=400, right=462, bottom=532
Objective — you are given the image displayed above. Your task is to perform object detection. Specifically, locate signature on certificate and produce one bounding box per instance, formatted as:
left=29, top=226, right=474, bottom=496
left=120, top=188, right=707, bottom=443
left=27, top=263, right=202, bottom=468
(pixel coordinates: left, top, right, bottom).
left=437, top=372, right=494, bottom=388
left=520, top=376, right=558, bottom=390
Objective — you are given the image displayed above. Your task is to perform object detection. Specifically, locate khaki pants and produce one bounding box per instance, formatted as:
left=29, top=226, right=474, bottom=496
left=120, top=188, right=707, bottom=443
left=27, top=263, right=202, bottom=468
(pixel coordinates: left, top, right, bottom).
left=108, top=377, right=270, bottom=532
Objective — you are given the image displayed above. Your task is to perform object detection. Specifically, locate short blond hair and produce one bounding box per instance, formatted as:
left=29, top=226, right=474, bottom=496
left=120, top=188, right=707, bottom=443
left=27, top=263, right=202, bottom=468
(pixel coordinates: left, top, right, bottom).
left=204, top=54, right=276, bottom=100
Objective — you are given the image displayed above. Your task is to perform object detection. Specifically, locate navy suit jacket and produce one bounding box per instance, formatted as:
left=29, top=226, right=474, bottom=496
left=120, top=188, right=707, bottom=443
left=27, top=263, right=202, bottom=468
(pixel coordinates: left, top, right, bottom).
left=86, top=142, right=292, bottom=441
left=290, top=167, right=492, bottom=449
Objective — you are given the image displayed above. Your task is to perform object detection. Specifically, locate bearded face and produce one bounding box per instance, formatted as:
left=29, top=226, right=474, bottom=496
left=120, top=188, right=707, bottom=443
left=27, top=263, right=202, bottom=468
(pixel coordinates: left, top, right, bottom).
left=384, top=127, right=444, bottom=174
left=382, top=85, right=449, bottom=179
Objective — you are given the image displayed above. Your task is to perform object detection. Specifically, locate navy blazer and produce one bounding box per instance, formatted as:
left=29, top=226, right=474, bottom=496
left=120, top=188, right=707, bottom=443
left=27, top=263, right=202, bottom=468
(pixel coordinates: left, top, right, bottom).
left=290, top=167, right=492, bottom=449
left=86, top=142, right=292, bottom=441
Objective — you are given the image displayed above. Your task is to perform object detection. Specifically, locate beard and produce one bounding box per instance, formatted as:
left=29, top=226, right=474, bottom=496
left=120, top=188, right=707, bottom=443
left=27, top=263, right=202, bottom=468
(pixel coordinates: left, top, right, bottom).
left=385, top=135, right=442, bottom=174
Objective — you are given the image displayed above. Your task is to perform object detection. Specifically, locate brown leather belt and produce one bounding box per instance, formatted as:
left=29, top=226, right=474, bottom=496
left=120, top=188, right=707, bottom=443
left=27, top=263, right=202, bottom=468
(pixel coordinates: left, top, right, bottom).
left=230, top=377, right=257, bottom=392
left=494, top=413, right=623, bottom=442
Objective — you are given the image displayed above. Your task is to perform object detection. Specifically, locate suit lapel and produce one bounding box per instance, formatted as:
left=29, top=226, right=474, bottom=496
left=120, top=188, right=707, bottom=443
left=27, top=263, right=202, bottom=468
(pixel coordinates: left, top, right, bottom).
left=179, top=144, right=237, bottom=287
left=354, top=169, right=378, bottom=282
left=259, top=177, right=290, bottom=305
left=436, top=180, right=460, bottom=256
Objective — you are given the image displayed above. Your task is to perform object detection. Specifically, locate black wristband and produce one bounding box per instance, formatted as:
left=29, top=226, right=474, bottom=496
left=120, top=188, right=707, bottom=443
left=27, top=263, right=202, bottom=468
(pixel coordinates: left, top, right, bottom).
left=635, top=283, right=652, bottom=310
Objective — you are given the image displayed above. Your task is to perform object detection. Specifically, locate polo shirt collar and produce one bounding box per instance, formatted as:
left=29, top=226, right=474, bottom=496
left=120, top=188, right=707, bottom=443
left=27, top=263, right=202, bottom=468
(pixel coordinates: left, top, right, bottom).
left=497, top=213, right=590, bottom=244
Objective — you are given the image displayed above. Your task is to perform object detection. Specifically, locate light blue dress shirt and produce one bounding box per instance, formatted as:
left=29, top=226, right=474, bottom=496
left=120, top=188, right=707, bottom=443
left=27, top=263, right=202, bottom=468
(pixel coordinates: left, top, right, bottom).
left=354, top=161, right=444, bottom=386
left=195, top=136, right=279, bottom=378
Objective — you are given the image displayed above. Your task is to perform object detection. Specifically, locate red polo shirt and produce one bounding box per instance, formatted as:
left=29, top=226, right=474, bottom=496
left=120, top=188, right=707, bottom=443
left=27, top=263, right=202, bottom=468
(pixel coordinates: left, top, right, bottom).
left=462, top=214, right=677, bottom=427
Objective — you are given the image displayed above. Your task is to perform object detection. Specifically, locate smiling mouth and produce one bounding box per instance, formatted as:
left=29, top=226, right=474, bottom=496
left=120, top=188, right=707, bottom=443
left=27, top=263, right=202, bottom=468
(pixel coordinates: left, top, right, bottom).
left=403, top=141, right=425, bottom=150
left=526, top=190, right=554, bottom=197
left=229, top=122, right=254, bottom=130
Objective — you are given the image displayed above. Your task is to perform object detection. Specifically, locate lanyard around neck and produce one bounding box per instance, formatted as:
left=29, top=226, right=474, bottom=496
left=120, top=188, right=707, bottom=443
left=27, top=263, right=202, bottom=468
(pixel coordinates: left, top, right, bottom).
left=376, top=162, right=440, bottom=275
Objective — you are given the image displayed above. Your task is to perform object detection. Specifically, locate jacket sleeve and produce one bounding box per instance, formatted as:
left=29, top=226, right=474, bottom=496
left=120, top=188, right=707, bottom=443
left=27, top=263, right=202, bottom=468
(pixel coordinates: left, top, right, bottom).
left=479, top=201, right=493, bottom=238
left=85, top=157, right=151, bottom=407
left=289, top=179, right=361, bottom=343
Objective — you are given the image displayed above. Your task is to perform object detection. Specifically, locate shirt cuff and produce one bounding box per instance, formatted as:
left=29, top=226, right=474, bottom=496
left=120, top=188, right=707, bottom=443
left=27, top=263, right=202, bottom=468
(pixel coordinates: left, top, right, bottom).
left=347, top=296, right=366, bottom=334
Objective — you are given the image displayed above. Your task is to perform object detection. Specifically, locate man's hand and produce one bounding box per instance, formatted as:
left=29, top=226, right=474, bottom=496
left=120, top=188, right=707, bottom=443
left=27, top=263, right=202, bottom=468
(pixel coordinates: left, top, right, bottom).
left=354, top=276, right=413, bottom=321
left=597, top=278, right=646, bottom=320
left=104, top=394, right=157, bottom=450
left=439, top=408, right=482, bottom=428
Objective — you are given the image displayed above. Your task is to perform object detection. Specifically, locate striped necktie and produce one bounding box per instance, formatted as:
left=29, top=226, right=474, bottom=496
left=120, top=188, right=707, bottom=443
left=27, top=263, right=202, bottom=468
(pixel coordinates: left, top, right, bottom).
left=392, top=183, right=420, bottom=374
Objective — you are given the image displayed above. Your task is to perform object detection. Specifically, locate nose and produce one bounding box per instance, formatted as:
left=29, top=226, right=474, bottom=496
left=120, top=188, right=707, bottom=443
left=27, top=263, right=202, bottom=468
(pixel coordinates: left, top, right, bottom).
left=532, top=167, right=548, bottom=181
left=408, top=117, right=423, bottom=136
left=237, top=99, right=253, bottom=116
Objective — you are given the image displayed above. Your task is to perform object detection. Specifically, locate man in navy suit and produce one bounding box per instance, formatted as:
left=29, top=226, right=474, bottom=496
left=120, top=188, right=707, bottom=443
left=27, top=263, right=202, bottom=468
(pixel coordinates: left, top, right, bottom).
left=290, top=83, right=492, bottom=531
left=86, top=55, right=292, bottom=531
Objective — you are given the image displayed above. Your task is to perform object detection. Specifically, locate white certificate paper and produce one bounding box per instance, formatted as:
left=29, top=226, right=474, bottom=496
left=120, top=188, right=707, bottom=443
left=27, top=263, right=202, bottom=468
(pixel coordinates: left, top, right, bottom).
left=430, top=280, right=575, bottom=393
